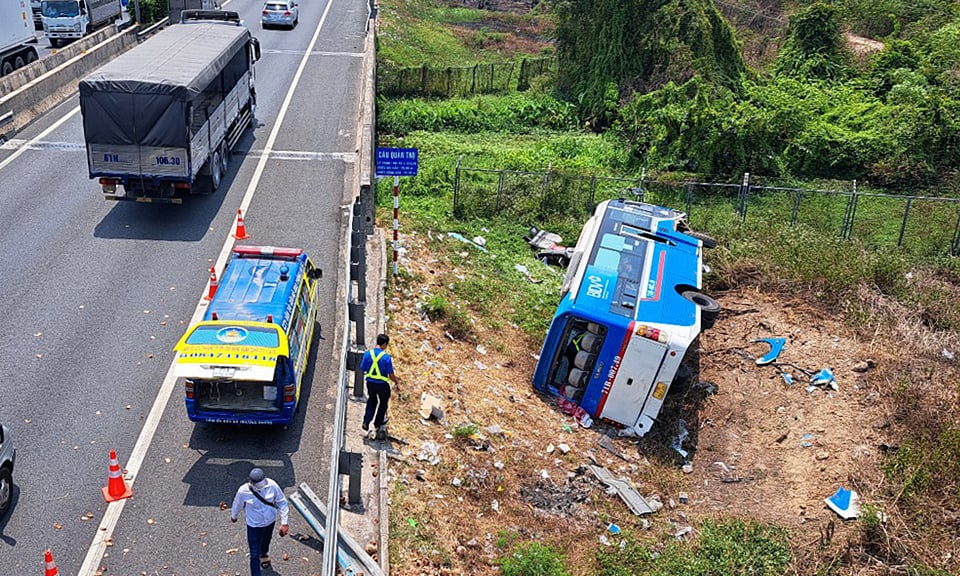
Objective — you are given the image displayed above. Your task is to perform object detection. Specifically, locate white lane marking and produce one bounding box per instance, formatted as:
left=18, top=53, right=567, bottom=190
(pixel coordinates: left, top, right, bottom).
left=77, top=0, right=339, bottom=573
left=0, top=139, right=357, bottom=162
left=262, top=49, right=363, bottom=57
left=0, top=107, right=80, bottom=172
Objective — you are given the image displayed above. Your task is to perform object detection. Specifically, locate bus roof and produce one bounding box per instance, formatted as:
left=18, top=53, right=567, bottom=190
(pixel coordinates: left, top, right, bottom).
left=564, top=199, right=702, bottom=328
left=204, top=246, right=309, bottom=330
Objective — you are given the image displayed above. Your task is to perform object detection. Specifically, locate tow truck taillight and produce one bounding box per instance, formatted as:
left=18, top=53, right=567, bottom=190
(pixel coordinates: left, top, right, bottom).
left=283, top=10, right=291, bottom=15
left=284, top=384, right=295, bottom=403
left=262, top=9, right=268, bottom=14
left=636, top=324, right=667, bottom=343
left=185, top=379, right=195, bottom=399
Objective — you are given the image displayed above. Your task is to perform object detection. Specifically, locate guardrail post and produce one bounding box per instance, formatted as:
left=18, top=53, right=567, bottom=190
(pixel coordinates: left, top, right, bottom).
left=349, top=301, right=365, bottom=350
left=347, top=348, right=366, bottom=398
left=338, top=450, right=364, bottom=506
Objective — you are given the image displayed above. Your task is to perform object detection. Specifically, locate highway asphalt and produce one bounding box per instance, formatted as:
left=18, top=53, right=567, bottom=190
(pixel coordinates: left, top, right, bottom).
left=0, top=0, right=367, bottom=573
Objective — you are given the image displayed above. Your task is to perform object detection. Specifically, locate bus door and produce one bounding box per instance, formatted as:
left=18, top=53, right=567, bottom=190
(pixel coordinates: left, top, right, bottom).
left=596, top=326, right=669, bottom=428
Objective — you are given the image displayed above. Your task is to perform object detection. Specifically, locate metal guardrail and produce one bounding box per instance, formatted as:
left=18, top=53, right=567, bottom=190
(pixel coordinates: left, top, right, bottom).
left=289, top=483, right=382, bottom=576
left=136, top=17, right=169, bottom=40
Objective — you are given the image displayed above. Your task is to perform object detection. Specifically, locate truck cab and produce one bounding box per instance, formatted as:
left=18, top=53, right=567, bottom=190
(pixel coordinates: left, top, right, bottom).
left=41, top=0, right=120, bottom=47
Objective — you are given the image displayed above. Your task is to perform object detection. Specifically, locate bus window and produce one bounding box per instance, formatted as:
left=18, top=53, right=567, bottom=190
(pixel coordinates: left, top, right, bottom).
left=546, top=318, right=606, bottom=402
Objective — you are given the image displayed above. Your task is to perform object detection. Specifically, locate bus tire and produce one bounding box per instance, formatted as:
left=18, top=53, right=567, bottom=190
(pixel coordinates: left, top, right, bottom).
left=682, top=290, right=720, bottom=330
left=688, top=231, right=718, bottom=249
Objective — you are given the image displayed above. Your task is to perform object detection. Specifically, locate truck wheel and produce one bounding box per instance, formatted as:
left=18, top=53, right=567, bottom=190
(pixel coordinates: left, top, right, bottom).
left=14, top=56, right=25, bottom=70
left=219, top=143, right=229, bottom=174
left=682, top=290, right=721, bottom=330
left=49, top=38, right=59, bottom=48
left=26, top=51, right=37, bottom=64
left=0, top=467, right=12, bottom=516
left=210, top=151, right=222, bottom=191
left=1, top=61, right=12, bottom=77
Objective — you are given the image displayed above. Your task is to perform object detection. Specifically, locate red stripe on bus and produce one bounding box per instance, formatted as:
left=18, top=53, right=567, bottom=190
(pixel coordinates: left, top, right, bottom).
left=641, top=250, right=666, bottom=301
left=595, top=321, right=635, bottom=417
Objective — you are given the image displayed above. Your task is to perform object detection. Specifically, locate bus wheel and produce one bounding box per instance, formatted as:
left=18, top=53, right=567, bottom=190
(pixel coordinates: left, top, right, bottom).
left=682, top=290, right=721, bottom=330
left=687, top=231, right=718, bottom=249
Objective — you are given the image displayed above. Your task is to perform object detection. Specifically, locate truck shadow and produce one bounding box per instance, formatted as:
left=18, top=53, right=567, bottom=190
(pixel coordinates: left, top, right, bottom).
left=91, top=132, right=258, bottom=241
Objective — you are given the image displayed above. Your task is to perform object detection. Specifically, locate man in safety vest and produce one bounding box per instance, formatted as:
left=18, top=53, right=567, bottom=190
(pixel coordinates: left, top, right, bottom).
left=360, top=333, right=401, bottom=438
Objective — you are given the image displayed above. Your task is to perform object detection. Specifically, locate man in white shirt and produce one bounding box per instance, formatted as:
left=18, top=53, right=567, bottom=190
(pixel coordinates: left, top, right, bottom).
left=231, top=467, right=290, bottom=576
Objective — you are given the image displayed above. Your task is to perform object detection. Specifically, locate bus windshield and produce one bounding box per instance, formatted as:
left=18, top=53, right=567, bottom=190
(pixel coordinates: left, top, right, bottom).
left=41, top=1, right=79, bottom=17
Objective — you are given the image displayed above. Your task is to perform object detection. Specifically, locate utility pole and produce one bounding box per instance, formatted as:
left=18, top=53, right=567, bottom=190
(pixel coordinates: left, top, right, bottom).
left=133, top=0, right=141, bottom=24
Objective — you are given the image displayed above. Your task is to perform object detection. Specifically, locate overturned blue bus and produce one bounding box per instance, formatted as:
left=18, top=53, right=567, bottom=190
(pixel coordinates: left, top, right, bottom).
left=532, top=199, right=719, bottom=436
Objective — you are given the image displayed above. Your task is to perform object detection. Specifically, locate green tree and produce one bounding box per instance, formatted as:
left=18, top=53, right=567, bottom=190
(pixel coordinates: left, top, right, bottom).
left=775, top=2, right=853, bottom=81
left=551, top=0, right=745, bottom=127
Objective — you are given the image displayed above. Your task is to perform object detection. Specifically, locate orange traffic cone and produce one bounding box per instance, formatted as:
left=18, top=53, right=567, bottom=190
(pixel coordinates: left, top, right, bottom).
left=233, top=208, right=250, bottom=240
left=101, top=449, right=133, bottom=502
left=44, top=549, right=59, bottom=576
left=204, top=266, right=219, bottom=301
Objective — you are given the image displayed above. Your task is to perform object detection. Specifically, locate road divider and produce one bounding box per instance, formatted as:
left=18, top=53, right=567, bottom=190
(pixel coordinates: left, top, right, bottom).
left=0, top=24, right=138, bottom=140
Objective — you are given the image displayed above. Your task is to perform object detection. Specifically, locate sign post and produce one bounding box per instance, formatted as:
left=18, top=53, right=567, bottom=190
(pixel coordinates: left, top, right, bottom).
left=375, top=147, right=418, bottom=276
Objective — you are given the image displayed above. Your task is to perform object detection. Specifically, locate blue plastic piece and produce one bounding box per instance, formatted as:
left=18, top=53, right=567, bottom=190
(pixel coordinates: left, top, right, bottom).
left=825, top=486, right=860, bottom=519
left=754, top=337, right=786, bottom=366
left=811, top=368, right=838, bottom=390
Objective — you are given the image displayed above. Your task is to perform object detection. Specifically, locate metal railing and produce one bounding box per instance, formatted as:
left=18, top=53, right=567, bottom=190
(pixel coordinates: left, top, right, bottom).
left=451, top=162, right=960, bottom=256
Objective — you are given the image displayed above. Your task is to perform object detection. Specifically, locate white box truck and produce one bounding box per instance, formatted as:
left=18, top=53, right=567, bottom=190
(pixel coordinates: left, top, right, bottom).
left=79, top=12, right=261, bottom=202
left=0, top=0, right=39, bottom=77
left=40, top=0, right=120, bottom=48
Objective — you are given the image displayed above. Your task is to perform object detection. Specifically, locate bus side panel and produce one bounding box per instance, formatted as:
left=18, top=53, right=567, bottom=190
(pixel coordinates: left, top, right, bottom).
left=595, top=336, right=668, bottom=427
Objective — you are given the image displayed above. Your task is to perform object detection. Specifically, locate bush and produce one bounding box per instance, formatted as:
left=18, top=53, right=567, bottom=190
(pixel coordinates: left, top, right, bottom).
left=499, top=541, right=568, bottom=576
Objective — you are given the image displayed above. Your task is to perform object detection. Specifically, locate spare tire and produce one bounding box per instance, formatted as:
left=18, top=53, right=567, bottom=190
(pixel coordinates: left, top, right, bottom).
left=682, top=290, right=721, bottom=330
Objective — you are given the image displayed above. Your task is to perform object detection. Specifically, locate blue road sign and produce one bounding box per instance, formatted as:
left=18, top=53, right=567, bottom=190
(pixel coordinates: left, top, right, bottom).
left=376, top=147, right=418, bottom=176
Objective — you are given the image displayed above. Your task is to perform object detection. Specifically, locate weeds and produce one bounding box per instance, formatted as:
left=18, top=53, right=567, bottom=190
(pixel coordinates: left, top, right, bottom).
left=498, top=541, right=568, bottom=576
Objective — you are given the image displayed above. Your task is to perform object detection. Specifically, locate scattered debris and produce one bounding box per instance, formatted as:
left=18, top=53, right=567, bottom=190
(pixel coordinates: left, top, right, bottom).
left=608, top=523, right=621, bottom=535
left=851, top=359, right=875, bottom=373
left=525, top=227, right=573, bottom=267
left=681, top=463, right=694, bottom=474
left=810, top=368, right=839, bottom=391
left=447, top=232, right=488, bottom=252
left=672, top=419, right=690, bottom=459
left=416, top=441, right=441, bottom=465
left=754, top=337, right=786, bottom=366
left=472, top=235, right=486, bottom=248
left=800, top=433, right=815, bottom=448
left=678, top=491, right=689, bottom=504
left=943, top=348, right=954, bottom=361
left=673, top=526, right=694, bottom=540
left=825, top=486, right=860, bottom=519
left=781, top=373, right=793, bottom=386
left=589, top=465, right=656, bottom=515
left=597, top=435, right=627, bottom=461
left=513, top=263, right=542, bottom=284
left=419, top=392, right=445, bottom=421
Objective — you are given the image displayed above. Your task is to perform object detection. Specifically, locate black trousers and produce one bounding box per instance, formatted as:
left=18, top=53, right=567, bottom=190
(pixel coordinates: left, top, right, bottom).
left=363, top=380, right=391, bottom=428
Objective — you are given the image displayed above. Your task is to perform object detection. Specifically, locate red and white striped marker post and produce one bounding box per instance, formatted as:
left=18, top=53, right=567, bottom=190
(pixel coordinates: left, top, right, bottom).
left=392, top=175, right=400, bottom=276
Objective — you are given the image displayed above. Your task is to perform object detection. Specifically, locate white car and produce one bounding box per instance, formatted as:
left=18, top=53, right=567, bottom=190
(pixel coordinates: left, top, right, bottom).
left=261, top=0, right=298, bottom=29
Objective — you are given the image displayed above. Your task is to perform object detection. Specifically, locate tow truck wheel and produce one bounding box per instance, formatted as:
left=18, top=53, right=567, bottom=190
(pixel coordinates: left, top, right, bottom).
left=210, top=151, right=222, bottom=191
left=1, top=61, right=12, bottom=76
left=682, top=290, right=721, bottom=330
left=26, top=51, right=37, bottom=64
left=0, top=467, right=12, bottom=516
left=14, top=56, right=25, bottom=70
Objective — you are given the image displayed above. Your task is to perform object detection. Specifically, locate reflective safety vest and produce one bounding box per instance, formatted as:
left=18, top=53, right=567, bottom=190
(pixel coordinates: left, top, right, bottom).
left=365, top=349, right=390, bottom=382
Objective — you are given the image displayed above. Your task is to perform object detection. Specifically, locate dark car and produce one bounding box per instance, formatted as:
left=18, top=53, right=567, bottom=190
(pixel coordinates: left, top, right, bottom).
left=0, top=423, right=14, bottom=516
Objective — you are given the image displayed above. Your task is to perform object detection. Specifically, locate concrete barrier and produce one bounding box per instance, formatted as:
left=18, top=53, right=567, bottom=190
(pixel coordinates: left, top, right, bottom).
left=0, top=24, right=139, bottom=139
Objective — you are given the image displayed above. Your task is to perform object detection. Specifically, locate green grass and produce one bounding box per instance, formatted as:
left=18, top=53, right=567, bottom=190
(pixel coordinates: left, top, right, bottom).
left=596, top=520, right=792, bottom=576
left=377, top=0, right=553, bottom=67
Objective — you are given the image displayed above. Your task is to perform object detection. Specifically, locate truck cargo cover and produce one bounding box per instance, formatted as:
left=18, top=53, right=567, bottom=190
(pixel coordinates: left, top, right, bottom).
left=79, top=23, right=249, bottom=147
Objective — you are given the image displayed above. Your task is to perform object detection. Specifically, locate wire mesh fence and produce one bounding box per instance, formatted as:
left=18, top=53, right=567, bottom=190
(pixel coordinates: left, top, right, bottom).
left=451, top=162, right=960, bottom=256
left=378, top=57, right=557, bottom=98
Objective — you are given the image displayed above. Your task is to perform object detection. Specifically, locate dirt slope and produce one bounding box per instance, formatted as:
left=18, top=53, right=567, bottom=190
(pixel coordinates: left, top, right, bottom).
left=371, top=229, right=947, bottom=576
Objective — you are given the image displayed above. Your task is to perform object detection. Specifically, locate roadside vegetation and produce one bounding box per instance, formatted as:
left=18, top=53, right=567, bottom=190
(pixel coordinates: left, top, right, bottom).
left=376, top=1, right=960, bottom=574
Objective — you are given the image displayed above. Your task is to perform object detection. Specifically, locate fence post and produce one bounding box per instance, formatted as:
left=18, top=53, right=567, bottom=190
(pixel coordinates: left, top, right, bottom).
left=421, top=64, right=428, bottom=94
left=472, top=64, right=477, bottom=94
left=453, top=155, right=462, bottom=216
left=897, top=196, right=913, bottom=248
left=952, top=207, right=960, bottom=256
left=840, top=180, right=858, bottom=240
left=685, top=182, right=693, bottom=216
left=589, top=175, right=597, bottom=210
left=496, top=170, right=505, bottom=214
left=446, top=66, right=453, bottom=97
left=737, top=172, right=750, bottom=220
left=790, top=189, right=803, bottom=227
left=539, top=163, right=552, bottom=220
